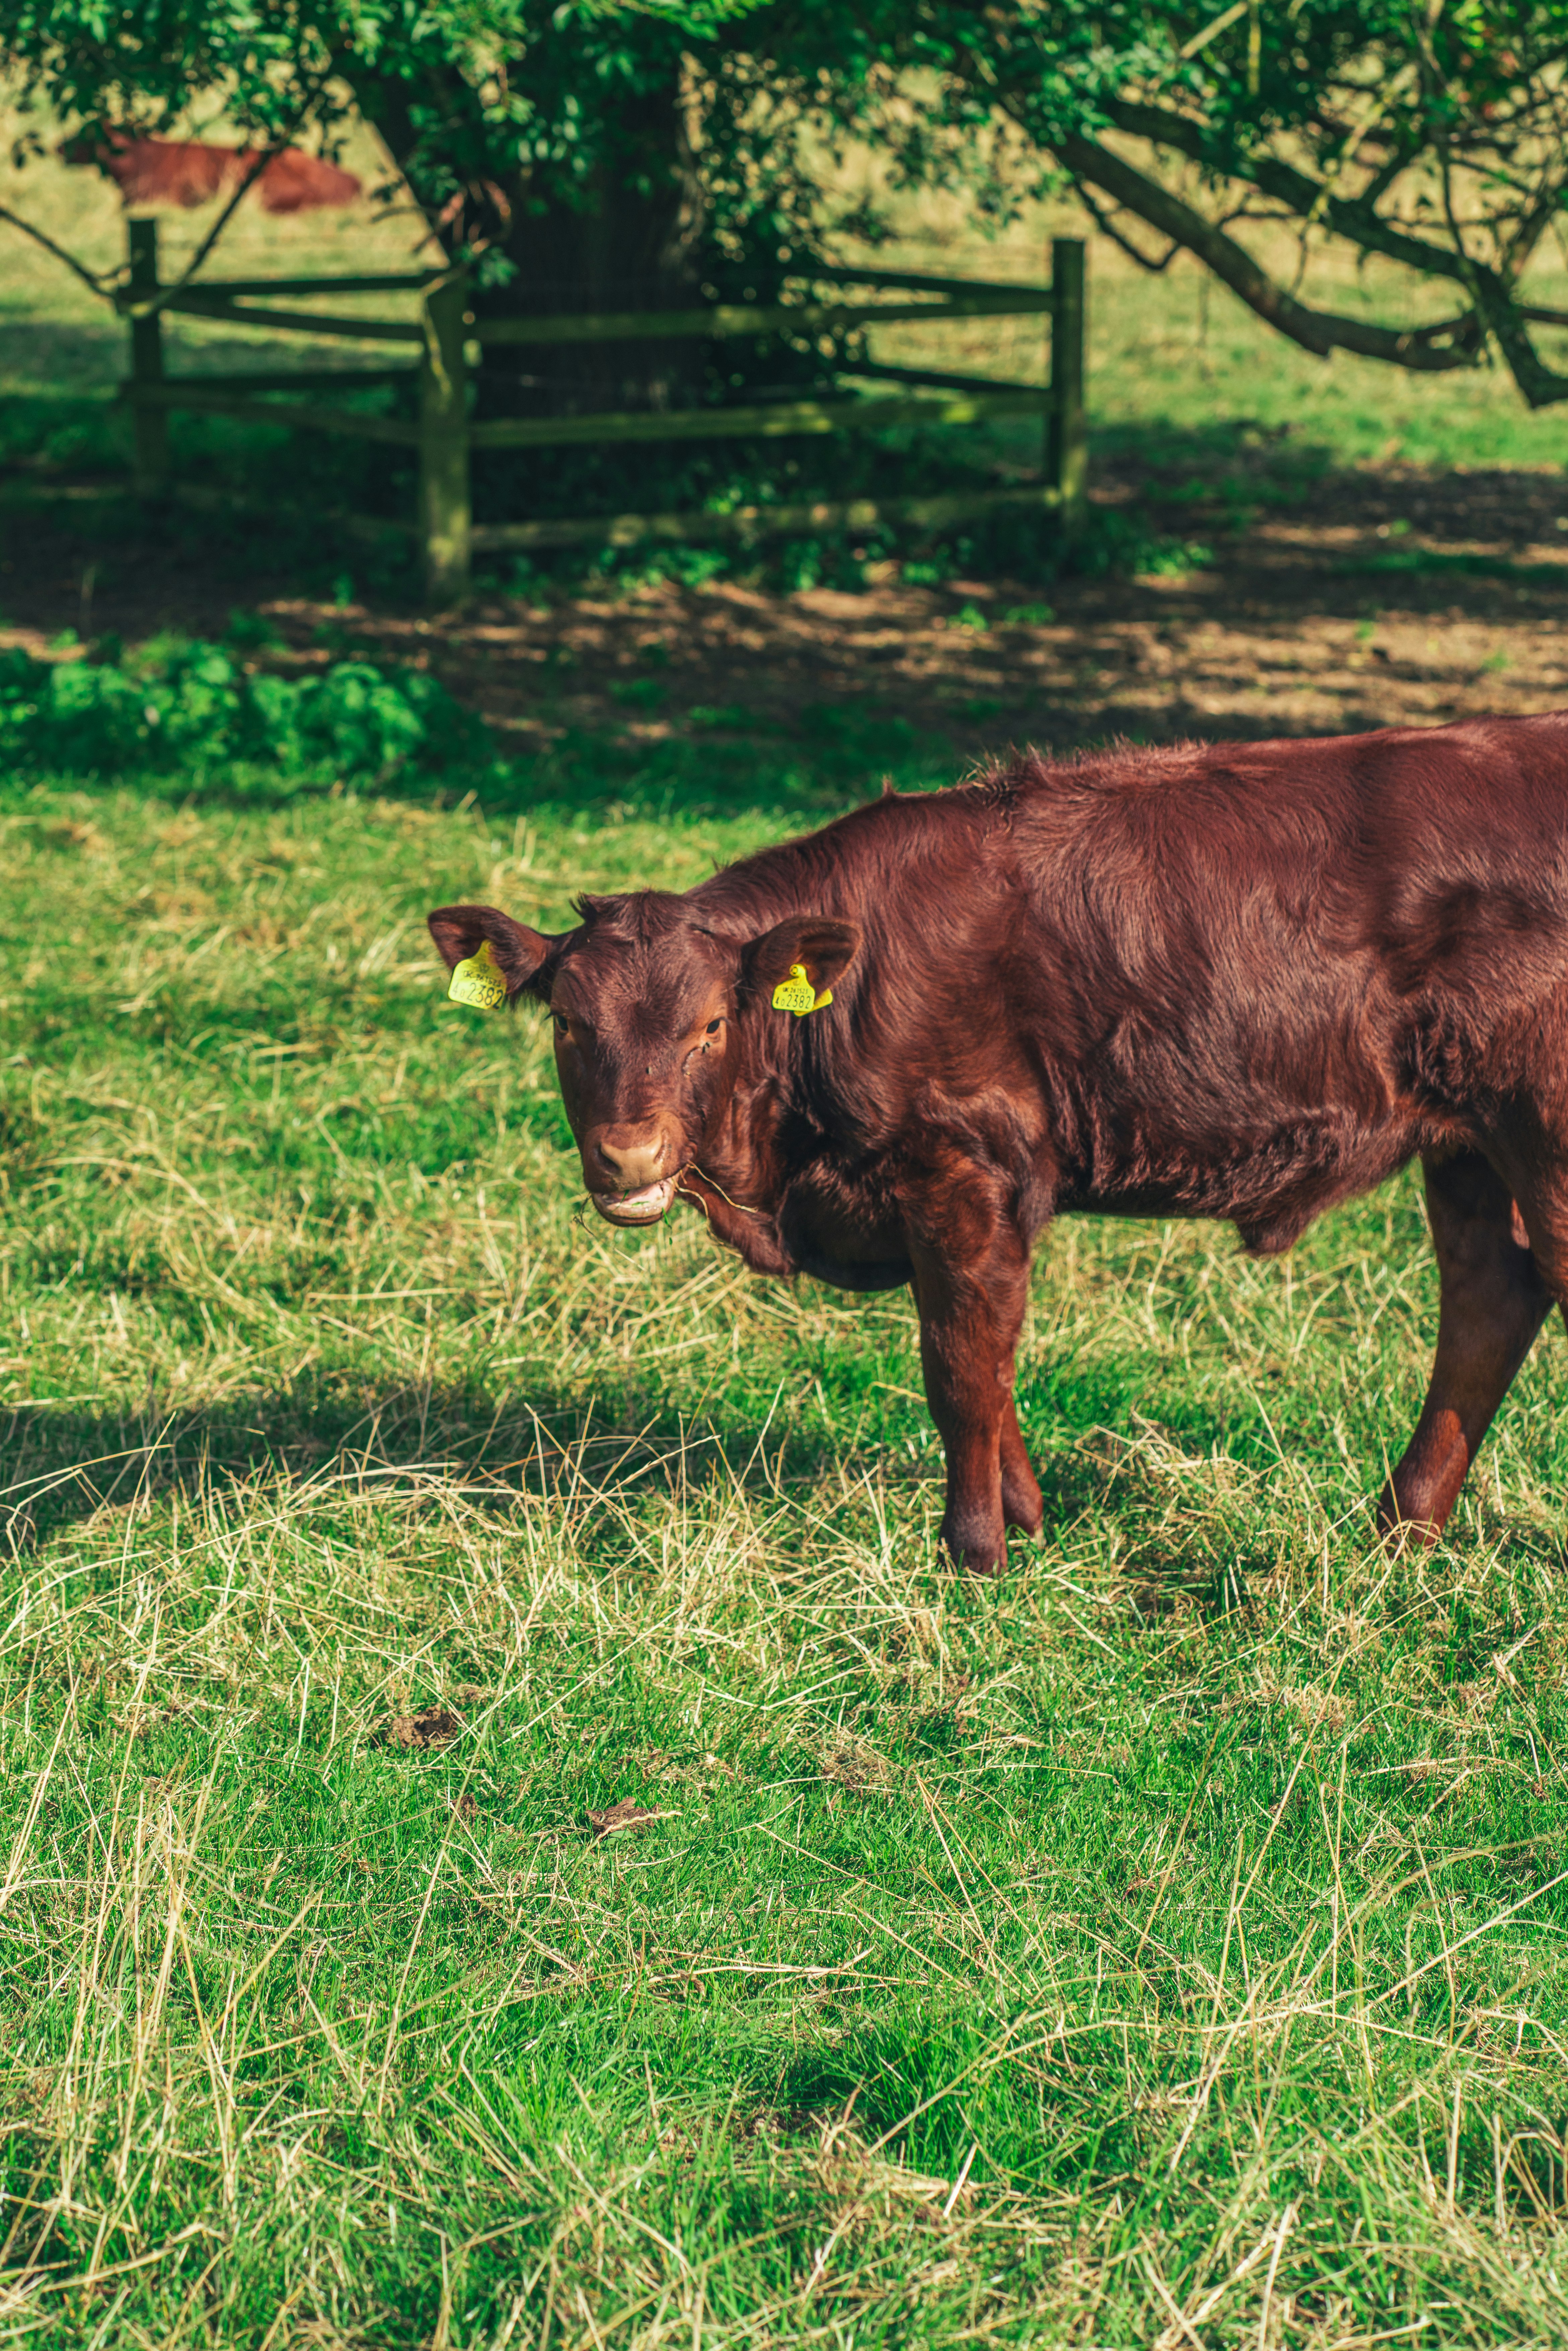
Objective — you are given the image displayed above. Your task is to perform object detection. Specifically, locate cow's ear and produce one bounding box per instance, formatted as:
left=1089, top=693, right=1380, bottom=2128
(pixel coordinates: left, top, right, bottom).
left=427, top=904, right=559, bottom=1001
left=741, top=916, right=860, bottom=1004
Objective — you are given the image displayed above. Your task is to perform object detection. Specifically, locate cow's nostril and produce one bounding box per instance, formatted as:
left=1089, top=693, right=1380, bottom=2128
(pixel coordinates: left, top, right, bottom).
left=595, top=1133, right=668, bottom=1189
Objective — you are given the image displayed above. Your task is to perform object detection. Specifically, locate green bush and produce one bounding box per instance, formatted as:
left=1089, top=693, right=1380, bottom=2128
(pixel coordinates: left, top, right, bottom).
left=0, top=639, right=482, bottom=784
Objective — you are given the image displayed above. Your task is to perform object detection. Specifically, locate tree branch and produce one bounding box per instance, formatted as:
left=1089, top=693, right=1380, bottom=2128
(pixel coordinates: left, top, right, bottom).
left=1104, top=99, right=1473, bottom=287
left=0, top=201, right=121, bottom=302
left=1090, top=99, right=1568, bottom=407
left=1033, top=122, right=1483, bottom=372
left=1074, top=181, right=1180, bottom=273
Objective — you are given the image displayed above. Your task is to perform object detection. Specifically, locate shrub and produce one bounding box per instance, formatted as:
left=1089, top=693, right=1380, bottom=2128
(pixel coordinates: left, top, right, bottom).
left=0, top=641, right=483, bottom=784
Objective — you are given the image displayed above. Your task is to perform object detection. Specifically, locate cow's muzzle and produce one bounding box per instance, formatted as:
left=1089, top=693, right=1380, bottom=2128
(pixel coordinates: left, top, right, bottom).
left=587, top=1126, right=678, bottom=1225
left=589, top=1176, right=678, bottom=1226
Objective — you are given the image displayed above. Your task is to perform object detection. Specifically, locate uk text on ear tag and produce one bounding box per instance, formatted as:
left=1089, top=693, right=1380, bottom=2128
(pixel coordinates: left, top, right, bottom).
left=448, top=937, right=507, bottom=1012
left=772, top=961, right=832, bottom=1018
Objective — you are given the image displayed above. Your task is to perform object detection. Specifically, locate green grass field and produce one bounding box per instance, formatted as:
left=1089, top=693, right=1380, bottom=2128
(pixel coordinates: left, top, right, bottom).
left=9, top=93, right=1568, bottom=2344
left=6, top=739, right=1568, bottom=2348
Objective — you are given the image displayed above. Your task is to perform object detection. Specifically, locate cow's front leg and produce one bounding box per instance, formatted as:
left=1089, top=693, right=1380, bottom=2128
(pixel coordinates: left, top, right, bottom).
left=909, top=1215, right=1034, bottom=1574
left=1001, top=1396, right=1044, bottom=1537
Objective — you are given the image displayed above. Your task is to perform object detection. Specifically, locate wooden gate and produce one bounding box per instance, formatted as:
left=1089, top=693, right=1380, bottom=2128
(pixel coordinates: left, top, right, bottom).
left=122, top=224, right=1087, bottom=601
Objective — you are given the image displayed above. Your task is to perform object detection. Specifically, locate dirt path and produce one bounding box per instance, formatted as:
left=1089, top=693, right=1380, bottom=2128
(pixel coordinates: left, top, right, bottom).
left=6, top=458, right=1567, bottom=764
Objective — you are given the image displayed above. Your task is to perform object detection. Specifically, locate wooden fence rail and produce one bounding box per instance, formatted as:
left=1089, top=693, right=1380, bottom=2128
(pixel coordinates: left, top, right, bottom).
left=120, top=225, right=1087, bottom=601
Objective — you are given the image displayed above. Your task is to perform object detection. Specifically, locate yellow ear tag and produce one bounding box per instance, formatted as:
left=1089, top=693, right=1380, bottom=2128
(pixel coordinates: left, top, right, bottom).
left=772, top=962, right=832, bottom=1018
left=447, top=937, right=507, bottom=1013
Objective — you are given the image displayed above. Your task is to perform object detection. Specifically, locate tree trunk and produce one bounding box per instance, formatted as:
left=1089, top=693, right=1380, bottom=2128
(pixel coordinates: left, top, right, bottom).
left=355, top=55, right=705, bottom=416
left=487, top=66, right=704, bottom=415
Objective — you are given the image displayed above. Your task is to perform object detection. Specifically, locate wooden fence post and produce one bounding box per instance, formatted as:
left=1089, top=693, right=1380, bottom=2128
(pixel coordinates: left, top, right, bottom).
left=419, top=277, right=471, bottom=602
left=128, top=218, right=169, bottom=497
left=1048, top=236, right=1086, bottom=528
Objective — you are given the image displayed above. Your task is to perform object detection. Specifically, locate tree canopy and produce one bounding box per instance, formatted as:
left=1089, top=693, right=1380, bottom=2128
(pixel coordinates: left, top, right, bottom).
left=8, top=0, right=1568, bottom=405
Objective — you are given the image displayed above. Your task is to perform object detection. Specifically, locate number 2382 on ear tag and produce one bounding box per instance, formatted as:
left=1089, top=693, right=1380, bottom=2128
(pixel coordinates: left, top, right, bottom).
left=772, top=962, right=832, bottom=1017
left=448, top=937, right=507, bottom=1012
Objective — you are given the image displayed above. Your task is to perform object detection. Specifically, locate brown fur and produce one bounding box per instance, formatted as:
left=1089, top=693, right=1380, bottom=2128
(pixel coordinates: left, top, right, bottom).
left=63, top=136, right=360, bottom=213
left=430, top=713, right=1568, bottom=1569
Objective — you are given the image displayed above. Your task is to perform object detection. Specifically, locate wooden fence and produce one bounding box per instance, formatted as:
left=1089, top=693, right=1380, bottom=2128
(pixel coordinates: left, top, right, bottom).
left=121, top=221, right=1087, bottom=601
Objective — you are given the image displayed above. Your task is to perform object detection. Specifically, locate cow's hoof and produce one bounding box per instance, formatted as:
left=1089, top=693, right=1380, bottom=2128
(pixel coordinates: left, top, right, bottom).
left=939, top=1524, right=1008, bottom=1576
left=1373, top=1483, right=1443, bottom=1553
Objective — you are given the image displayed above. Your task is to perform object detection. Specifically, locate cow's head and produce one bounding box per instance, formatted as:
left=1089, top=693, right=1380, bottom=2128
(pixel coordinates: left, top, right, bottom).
left=428, top=894, right=859, bottom=1226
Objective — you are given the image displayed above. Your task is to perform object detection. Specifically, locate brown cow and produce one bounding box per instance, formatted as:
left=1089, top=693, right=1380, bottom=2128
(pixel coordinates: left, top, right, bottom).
left=429, top=716, right=1568, bottom=1570
left=63, top=136, right=360, bottom=213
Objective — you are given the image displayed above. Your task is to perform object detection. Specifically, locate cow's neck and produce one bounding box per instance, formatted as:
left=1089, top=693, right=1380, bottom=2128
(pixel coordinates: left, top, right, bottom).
left=676, top=1055, right=797, bottom=1266
left=686, top=839, right=874, bottom=1190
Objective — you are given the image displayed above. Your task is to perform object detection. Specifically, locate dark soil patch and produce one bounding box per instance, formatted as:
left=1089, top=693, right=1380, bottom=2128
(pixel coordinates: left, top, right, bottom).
left=4, top=460, right=1567, bottom=768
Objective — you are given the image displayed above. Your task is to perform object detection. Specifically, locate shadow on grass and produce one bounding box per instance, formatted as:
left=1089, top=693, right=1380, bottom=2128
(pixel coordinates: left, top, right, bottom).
left=0, top=703, right=949, bottom=830
left=0, top=1352, right=1350, bottom=1618
left=0, top=404, right=1415, bottom=620
left=0, top=1368, right=917, bottom=1554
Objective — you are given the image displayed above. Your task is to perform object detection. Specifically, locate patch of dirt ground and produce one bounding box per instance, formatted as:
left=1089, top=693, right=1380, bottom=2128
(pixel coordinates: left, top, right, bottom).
left=4, top=459, right=1568, bottom=764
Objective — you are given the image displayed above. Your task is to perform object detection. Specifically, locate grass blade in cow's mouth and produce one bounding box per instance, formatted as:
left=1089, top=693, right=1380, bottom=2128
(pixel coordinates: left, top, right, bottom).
left=589, top=1177, right=677, bottom=1226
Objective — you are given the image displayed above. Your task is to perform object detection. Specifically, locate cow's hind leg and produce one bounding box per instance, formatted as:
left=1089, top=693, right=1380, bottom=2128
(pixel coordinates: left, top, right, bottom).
left=1378, top=1151, right=1551, bottom=1545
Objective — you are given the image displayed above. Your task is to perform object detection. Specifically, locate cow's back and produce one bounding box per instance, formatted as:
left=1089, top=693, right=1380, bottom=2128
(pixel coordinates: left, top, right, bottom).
left=1007, top=713, right=1568, bottom=1034
left=977, top=714, right=1568, bottom=1237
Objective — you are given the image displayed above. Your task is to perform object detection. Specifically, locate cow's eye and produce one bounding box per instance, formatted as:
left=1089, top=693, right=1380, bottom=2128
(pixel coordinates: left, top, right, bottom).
left=705, top=1018, right=723, bottom=1035
left=552, top=1012, right=569, bottom=1036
